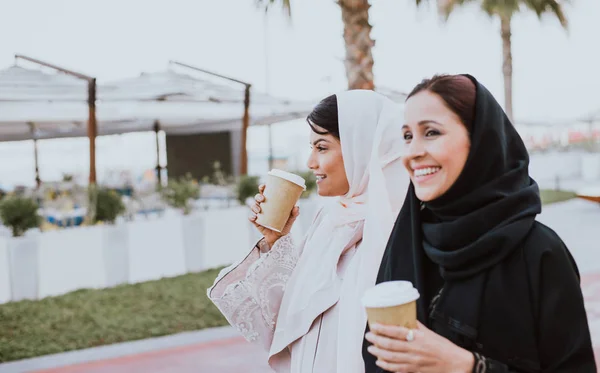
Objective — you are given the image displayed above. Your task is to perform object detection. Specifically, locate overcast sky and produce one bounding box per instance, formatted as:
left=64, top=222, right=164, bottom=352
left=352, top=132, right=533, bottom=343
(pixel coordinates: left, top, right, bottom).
left=1, top=0, right=598, bottom=122
left=0, top=0, right=598, bottom=187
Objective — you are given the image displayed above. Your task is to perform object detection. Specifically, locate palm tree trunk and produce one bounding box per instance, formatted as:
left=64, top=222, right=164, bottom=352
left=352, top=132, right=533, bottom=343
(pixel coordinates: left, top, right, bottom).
left=500, top=14, right=514, bottom=122
left=339, top=0, right=375, bottom=90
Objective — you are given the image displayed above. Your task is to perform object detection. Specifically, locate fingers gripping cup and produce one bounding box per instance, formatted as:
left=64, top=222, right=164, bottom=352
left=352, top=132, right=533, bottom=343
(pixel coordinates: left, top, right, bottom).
left=362, top=281, right=420, bottom=329
left=255, top=169, right=306, bottom=233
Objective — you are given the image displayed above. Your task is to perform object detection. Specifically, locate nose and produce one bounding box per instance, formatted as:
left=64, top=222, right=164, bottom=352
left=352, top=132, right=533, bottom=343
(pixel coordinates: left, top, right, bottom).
left=405, top=137, right=426, bottom=160
left=307, top=151, right=318, bottom=170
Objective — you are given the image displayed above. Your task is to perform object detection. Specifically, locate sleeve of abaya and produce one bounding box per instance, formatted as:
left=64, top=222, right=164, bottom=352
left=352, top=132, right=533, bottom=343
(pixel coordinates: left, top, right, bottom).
left=532, top=240, right=596, bottom=372
left=206, top=234, right=304, bottom=353
left=468, top=239, right=596, bottom=373
left=470, top=352, right=525, bottom=372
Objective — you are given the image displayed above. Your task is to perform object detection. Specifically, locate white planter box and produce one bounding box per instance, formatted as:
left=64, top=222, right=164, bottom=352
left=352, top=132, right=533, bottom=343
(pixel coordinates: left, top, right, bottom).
left=582, top=154, right=600, bottom=181
left=199, top=207, right=254, bottom=270
left=529, top=152, right=583, bottom=182
left=182, top=214, right=204, bottom=273
left=7, top=235, right=40, bottom=302
left=0, top=237, right=11, bottom=303
left=127, top=217, right=187, bottom=283
left=38, top=226, right=106, bottom=298
left=0, top=201, right=322, bottom=304
left=102, top=224, right=129, bottom=287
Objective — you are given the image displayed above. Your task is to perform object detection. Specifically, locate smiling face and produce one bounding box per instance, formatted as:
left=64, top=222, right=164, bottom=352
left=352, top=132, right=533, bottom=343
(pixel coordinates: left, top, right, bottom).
left=306, top=125, right=350, bottom=197
left=402, top=90, right=471, bottom=202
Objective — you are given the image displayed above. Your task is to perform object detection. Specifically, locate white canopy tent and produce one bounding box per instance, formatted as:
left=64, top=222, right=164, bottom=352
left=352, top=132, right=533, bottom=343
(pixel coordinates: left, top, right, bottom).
left=0, top=58, right=316, bottom=185
left=0, top=65, right=314, bottom=140
left=0, top=73, right=314, bottom=139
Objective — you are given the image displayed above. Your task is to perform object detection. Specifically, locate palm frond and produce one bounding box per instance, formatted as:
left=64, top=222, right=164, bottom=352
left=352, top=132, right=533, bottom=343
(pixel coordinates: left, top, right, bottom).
left=523, top=0, right=568, bottom=28
left=481, top=0, right=520, bottom=18
left=255, top=0, right=292, bottom=17
left=543, top=0, right=569, bottom=28
left=436, top=0, right=474, bottom=20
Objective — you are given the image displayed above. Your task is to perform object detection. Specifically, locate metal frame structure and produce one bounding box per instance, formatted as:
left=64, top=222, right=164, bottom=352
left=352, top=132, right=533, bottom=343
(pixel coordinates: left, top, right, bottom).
left=14, top=54, right=98, bottom=185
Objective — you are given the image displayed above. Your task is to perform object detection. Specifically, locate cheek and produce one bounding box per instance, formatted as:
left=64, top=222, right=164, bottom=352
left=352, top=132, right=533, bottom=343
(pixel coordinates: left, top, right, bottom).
left=402, top=157, right=412, bottom=174
left=437, top=140, right=469, bottom=178
left=320, top=152, right=342, bottom=174
left=427, top=139, right=465, bottom=167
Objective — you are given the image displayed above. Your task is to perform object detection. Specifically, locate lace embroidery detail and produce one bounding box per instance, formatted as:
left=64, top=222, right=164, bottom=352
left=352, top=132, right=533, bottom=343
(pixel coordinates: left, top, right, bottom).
left=209, top=235, right=301, bottom=347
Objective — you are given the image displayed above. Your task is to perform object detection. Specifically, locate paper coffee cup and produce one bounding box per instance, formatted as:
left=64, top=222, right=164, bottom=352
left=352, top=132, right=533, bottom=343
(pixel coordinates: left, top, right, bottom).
left=362, top=281, right=420, bottom=329
left=255, top=169, right=306, bottom=233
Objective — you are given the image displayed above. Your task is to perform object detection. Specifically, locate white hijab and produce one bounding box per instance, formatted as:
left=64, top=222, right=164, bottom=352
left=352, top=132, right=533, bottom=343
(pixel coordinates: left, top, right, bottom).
left=268, top=90, right=408, bottom=372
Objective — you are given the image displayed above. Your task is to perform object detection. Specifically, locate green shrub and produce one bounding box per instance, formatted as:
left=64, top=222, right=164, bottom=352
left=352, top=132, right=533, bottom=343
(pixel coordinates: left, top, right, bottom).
left=160, top=173, right=200, bottom=215
left=95, top=188, right=126, bottom=224
left=295, top=170, right=317, bottom=199
left=0, top=197, right=41, bottom=237
left=236, top=175, right=260, bottom=205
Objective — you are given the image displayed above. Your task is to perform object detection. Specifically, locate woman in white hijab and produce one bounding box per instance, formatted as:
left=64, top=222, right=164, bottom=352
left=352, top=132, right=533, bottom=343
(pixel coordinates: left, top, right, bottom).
left=208, top=90, right=408, bottom=373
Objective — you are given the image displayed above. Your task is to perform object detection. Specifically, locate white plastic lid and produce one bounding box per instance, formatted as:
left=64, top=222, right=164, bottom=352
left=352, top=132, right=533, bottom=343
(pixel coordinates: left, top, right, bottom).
left=268, top=169, right=306, bottom=190
left=361, top=281, right=420, bottom=308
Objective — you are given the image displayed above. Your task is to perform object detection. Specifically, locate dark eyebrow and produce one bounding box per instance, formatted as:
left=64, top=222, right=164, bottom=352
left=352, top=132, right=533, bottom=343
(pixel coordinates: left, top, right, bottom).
left=402, top=120, right=444, bottom=129
left=311, top=139, right=330, bottom=146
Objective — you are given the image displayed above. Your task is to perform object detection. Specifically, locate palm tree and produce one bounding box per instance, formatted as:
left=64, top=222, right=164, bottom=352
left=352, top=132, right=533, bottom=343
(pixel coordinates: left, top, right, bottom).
left=438, top=0, right=568, bottom=122
left=257, top=0, right=423, bottom=90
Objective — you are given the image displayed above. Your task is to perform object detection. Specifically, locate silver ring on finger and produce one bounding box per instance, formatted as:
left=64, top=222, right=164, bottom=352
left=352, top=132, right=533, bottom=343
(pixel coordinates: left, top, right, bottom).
left=406, top=329, right=415, bottom=342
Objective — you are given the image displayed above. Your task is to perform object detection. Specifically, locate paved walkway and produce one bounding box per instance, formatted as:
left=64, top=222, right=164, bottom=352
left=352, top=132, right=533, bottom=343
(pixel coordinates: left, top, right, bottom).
left=1, top=199, right=598, bottom=373
left=31, top=337, right=271, bottom=373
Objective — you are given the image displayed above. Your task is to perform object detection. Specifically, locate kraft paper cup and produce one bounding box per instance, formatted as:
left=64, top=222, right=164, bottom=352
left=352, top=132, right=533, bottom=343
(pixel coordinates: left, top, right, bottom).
left=255, top=169, right=306, bottom=233
left=362, top=281, right=420, bottom=329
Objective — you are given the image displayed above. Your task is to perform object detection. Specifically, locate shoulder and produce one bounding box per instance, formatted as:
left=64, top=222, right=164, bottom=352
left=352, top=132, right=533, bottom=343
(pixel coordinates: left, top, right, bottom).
left=522, top=221, right=569, bottom=259
left=521, top=220, right=581, bottom=281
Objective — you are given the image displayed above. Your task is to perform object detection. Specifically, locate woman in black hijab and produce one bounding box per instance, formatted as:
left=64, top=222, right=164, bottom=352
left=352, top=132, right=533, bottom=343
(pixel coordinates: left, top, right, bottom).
left=363, top=74, right=596, bottom=372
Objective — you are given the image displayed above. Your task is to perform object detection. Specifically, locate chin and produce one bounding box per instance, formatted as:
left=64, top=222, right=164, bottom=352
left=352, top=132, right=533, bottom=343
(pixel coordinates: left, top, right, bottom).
left=414, top=189, right=438, bottom=202
left=317, top=189, right=329, bottom=197
left=316, top=187, right=337, bottom=197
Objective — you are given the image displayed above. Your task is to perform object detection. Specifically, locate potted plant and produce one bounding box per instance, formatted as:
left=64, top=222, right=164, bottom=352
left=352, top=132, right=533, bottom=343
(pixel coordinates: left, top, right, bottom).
left=95, top=188, right=126, bottom=224
left=0, top=196, right=41, bottom=237
left=295, top=170, right=317, bottom=199
left=159, top=173, right=204, bottom=272
left=91, top=188, right=130, bottom=286
left=236, top=175, right=260, bottom=206
left=0, top=196, right=41, bottom=301
left=160, top=173, right=201, bottom=215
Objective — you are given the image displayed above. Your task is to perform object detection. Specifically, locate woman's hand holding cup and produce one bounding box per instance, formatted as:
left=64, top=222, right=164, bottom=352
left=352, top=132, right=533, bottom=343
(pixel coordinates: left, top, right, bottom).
left=249, top=184, right=300, bottom=248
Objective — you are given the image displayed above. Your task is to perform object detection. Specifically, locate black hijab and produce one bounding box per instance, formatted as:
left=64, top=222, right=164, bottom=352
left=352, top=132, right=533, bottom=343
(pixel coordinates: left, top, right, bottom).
left=364, top=75, right=542, bottom=371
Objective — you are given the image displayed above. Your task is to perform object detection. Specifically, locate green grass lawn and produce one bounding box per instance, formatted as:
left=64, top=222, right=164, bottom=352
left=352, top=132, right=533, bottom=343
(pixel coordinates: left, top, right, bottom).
left=0, top=268, right=228, bottom=363
left=540, top=189, right=577, bottom=205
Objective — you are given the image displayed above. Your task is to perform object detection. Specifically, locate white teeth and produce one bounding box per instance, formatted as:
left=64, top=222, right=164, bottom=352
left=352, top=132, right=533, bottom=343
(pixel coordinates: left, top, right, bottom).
left=414, top=167, right=440, bottom=177
left=316, top=175, right=326, bottom=181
